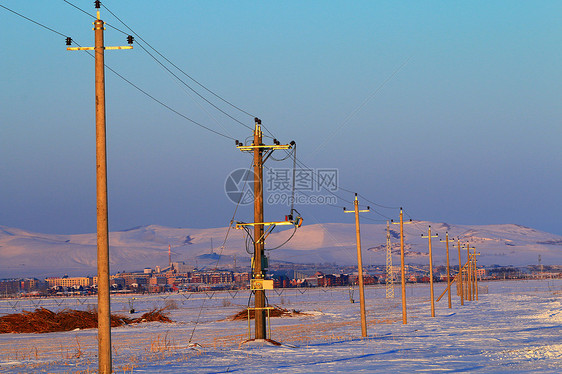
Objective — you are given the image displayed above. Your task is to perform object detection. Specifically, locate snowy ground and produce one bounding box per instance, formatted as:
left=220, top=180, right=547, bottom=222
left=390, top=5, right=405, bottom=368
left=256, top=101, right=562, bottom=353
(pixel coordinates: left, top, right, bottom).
left=1, top=279, right=561, bottom=373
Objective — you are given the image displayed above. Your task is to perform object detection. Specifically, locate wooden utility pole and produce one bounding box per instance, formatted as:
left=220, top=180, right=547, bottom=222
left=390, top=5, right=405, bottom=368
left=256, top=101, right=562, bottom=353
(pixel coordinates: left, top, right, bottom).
left=422, top=226, right=438, bottom=317
left=392, top=208, right=412, bottom=324
left=67, top=9, right=132, bottom=373
left=473, top=248, right=480, bottom=301
left=469, top=247, right=478, bottom=301
left=457, top=239, right=464, bottom=306
left=344, top=194, right=369, bottom=337
left=235, top=119, right=293, bottom=340
left=253, top=119, right=266, bottom=338
left=466, top=243, right=472, bottom=301
left=440, top=232, right=452, bottom=309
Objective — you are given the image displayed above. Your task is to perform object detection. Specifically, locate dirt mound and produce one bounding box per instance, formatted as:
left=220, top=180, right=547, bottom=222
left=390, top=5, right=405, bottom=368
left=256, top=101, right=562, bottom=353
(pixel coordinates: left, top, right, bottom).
left=230, top=306, right=307, bottom=321
left=0, top=307, right=172, bottom=334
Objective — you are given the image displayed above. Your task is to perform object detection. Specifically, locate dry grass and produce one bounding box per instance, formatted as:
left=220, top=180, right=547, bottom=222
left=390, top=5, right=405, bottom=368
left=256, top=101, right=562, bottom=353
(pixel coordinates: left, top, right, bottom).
left=0, top=307, right=172, bottom=333
left=229, top=305, right=308, bottom=321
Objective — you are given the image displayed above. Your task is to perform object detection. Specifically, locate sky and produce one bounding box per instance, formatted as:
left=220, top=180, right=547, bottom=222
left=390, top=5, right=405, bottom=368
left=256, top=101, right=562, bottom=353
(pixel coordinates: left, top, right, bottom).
left=1, top=1, right=561, bottom=236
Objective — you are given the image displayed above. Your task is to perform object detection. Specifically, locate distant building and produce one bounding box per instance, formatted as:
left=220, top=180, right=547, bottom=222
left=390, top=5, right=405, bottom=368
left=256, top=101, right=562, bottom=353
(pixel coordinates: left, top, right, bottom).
left=46, top=277, right=92, bottom=288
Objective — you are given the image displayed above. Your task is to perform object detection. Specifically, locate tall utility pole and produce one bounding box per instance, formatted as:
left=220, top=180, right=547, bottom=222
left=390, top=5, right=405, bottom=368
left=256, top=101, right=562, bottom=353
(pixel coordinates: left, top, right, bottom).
left=392, top=208, right=412, bottom=324
left=469, top=246, right=478, bottom=301
left=344, top=194, right=370, bottom=338
left=466, top=242, right=472, bottom=301
left=457, top=238, right=464, bottom=306
left=385, top=221, right=395, bottom=298
left=422, top=226, right=438, bottom=317
left=67, top=7, right=132, bottom=374
left=235, top=118, right=293, bottom=340
left=440, top=232, right=452, bottom=309
left=473, top=250, right=480, bottom=301
left=253, top=119, right=266, bottom=338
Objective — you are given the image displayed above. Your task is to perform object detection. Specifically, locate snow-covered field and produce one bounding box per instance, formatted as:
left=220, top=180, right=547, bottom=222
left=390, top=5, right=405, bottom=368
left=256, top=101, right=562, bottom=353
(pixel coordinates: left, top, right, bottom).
left=1, top=279, right=561, bottom=373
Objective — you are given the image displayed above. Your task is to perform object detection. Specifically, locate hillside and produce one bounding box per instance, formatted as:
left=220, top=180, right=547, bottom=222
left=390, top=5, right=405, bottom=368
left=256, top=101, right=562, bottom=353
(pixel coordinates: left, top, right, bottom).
left=1, top=222, right=561, bottom=278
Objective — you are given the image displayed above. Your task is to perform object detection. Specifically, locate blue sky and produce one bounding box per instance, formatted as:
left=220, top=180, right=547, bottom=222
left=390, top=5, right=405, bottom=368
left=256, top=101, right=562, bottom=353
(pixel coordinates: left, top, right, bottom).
left=1, top=1, right=561, bottom=235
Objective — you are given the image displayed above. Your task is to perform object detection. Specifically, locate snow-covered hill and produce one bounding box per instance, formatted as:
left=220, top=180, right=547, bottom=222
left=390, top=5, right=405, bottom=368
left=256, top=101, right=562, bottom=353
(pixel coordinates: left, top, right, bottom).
left=1, top=222, right=561, bottom=278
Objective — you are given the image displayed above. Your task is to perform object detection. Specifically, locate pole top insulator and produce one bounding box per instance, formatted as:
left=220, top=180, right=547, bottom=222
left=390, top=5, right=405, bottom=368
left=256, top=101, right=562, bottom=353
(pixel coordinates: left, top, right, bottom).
left=94, top=0, right=101, bottom=9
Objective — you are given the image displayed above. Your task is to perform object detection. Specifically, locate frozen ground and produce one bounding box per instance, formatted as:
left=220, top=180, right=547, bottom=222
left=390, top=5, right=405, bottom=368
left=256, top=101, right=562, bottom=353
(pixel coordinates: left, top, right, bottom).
left=1, top=279, right=561, bottom=373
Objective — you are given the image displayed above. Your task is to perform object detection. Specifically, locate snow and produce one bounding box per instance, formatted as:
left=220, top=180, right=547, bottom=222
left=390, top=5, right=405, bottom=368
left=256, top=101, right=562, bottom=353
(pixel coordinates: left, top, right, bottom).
left=1, top=279, right=561, bottom=373
left=2, top=222, right=562, bottom=278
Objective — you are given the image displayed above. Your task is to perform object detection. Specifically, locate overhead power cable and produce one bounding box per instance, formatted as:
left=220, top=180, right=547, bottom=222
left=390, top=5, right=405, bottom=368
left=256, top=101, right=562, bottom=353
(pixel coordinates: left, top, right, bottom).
left=2, top=3, right=237, bottom=141
left=61, top=1, right=254, bottom=131
left=132, top=39, right=253, bottom=131
left=97, top=51, right=238, bottom=141
left=99, top=2, right=256, bottom=122
left=259, top=122, right=399, bottom=212
left=1, top=4, right=68, bottom=38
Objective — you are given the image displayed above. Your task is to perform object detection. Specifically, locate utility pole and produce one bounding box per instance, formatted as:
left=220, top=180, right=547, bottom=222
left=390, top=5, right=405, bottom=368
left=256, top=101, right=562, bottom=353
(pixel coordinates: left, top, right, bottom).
left=473, top=250, right=480, bottom=300
left=422, top=226, right=438, bottom=317
left=385, top=221, right=394, bottom=298
left=252, top=119, right=266, bottom=339
left=235, top=118, right=294, bottom=340
left=344, top=194, right=370, bottom=338
left=391, top=208, right=412, bottom=324
left=469, top=246, right=478, bottom=301
left=67, top=6, right=132, bottom=373
left=466, top=242, right=472, bottom=301
left=457, top=238, right=464, bottom=306
left=439, top=232, right=452, bottom=309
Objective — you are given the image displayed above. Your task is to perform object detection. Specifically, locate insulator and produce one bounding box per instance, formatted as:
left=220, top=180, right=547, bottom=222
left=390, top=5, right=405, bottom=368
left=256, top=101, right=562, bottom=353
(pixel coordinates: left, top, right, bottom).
left=290, top=140, right=295, bottom=146
left=65, top=37, right=72, bottom=46
left=127, top=35, right=134, bottom=44
left=94, top=0, right=101, bottom=9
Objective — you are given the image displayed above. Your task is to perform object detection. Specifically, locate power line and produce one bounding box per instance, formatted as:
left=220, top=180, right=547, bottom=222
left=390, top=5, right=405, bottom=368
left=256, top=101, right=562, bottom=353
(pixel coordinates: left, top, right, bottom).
left=2, top=3, right=238, bottom=141
left=60, top=1, right=402, bottom=214
left=99, top=2, right=256, bottom=121
left=61, top=0, right=131, bottom=36
left=58, top=1, right=401, bottom=216
left=133, top=39, right=253, bottom=131
left=61, top=1, right=253, bottom=131
left=0, top=4, right=69, bottom=38
left=100, top=55, right=238, bottom=140
left=63, top=0, right=250, bottom=130
left=61, top=0, right=95, bottom=19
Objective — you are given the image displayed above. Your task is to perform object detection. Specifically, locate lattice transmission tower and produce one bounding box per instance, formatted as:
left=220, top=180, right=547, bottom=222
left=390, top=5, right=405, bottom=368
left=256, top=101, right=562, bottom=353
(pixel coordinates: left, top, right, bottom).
left=385, top=221, right=395, bottom=298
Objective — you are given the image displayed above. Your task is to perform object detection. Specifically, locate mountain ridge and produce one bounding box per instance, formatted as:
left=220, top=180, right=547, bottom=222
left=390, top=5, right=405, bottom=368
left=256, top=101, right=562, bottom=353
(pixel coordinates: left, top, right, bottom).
left=1, top=222, right=561, bottom=278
